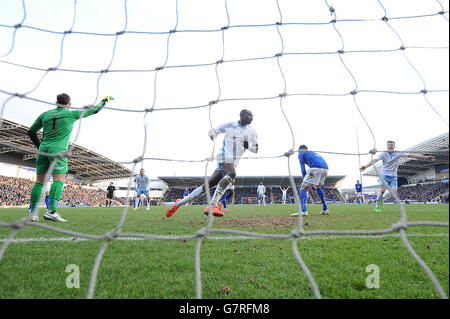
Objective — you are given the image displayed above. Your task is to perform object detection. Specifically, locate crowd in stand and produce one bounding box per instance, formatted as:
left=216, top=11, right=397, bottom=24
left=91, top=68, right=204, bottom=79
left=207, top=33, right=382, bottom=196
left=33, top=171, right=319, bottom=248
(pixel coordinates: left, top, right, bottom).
left=397, top=182, right=449, bottom=203
left=0, top=175, right=34, bottom=207
left=0, top=175, right=119, bottom=207
left=2, top=175, right=448, bottom=207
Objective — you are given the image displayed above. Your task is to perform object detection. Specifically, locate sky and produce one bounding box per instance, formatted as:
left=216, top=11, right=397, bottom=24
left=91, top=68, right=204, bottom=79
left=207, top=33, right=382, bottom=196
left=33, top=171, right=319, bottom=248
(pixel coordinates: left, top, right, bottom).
left=0, top=0, right=448, bottom=189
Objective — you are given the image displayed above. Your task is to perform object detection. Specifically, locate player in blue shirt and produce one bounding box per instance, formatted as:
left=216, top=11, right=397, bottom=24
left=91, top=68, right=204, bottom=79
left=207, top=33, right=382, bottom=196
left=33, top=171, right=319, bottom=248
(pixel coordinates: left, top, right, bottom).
left=355, top=180, right=364, bottom=204
left=291, top=145, right=329, bottom=216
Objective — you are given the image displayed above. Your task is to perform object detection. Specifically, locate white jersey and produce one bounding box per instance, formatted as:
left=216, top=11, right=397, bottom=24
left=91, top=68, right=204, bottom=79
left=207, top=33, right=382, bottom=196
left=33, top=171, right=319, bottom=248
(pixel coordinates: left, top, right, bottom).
left=281, top=189, right=287, bottom=196
left=375, top=151, right=409, bottom=177
left=214, top=121, right=258, bottom=167
left=257, top=185, right=266, bottom=195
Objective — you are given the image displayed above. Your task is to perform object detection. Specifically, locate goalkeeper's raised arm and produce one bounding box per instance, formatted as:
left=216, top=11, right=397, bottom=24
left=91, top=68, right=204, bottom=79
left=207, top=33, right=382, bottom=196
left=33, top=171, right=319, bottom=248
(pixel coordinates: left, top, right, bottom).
left=70, top=96, right=114, bottom=119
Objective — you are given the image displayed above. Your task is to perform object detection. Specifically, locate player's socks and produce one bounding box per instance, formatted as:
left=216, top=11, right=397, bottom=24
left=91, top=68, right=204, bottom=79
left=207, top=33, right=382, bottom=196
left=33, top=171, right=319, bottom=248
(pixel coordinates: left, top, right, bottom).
left=375, top=192, right=383, bottom=209
left=211, top=176, right=232, bottom=206
left=49, top=180, right=64, bottom=213
left=315, top=188, right=328, bottom=211
left=300, top=189, right=308, bottom=213
left=29, top=182, right=44, bottom=212
left=177, top=185, right=204, bottom=207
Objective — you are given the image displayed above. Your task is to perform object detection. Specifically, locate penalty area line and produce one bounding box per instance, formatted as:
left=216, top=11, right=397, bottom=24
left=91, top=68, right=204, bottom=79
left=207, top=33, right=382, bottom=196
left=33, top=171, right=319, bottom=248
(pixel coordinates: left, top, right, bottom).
left=0, top=233, right=448, bottom=243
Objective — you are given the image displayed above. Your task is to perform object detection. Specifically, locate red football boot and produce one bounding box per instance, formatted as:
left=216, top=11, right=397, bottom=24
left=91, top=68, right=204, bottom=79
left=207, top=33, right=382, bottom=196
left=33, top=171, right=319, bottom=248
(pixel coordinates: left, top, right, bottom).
left=203, top=205, right=224, bottom=217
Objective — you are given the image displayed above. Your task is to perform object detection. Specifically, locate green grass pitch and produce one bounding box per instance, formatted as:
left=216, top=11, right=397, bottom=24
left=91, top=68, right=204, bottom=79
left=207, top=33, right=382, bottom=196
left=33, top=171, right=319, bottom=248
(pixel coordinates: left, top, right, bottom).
left=0, top=203, right=448, bottom=299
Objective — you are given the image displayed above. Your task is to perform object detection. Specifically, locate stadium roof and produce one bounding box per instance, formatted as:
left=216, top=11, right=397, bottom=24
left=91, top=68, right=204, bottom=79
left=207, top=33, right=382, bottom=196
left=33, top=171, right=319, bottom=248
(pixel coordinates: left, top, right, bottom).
left=158, top=175, right=346, bottom=187
left=363, top=132, right=449, bottom=177
left=0, top=118, right=133, bottom=182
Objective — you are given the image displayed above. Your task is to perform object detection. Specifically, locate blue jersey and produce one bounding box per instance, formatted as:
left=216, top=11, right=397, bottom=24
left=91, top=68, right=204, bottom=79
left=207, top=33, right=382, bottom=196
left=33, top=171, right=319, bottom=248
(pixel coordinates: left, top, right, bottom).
left=183, top=190, right=189, bottom=197
left=355, top=183, right=363, bottom=192
left=298, top=152, right=328, bottom=177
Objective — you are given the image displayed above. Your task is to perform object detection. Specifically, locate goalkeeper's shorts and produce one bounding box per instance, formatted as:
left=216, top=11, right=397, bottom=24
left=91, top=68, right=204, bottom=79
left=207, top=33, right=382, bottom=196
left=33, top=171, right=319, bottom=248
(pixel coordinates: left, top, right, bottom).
left=36, top=146, right=68, bottom=175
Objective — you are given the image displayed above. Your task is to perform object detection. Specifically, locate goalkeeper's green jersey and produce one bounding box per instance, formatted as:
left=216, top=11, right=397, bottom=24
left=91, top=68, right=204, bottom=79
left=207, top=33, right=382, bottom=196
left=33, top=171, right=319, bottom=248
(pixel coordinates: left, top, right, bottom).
left=29, top=106, right=100, bottom=151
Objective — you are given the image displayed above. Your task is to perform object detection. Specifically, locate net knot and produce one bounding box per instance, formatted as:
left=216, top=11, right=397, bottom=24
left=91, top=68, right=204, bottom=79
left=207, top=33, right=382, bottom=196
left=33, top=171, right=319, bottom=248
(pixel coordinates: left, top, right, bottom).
left=47, top=67, right=57, bottom=71
left=208, top=100, right=218, bottom=106
left=64, top=30, right=72, bottom=34
left=196, top=228, right=208, bottom=238
left=169, top=29, right=176, bottom=34
left=337, top=49, right=344, bottom=54
left=279, top=92, right=287, bottom=98
left=330, top=19, right=336, bottom=24
left=276, top=21, right=282, bottom=25
left=14, top=93, right=25, bottom=98
left=221, top=26, right=228, bottom=30
left=393, top=222, right=407, bottom=232
left=155, top=66, right=164, bottom=71
left=105, top=230, right=118, bottom=241
left=350, top=90, right=357, bottom=95
left=381, top=16, right=389, bottom=22
left=12, top=220, right=26, bottom=229
left=369, top=148, right=377, bottom=155
left=216, top=59, right=223, bottom=64
left=399, top=45, right=406, bottom=51
left=116, top=30, right=125, bottom=35
left=100, top=69, right=109, bottom=73
left=284, top=149, right=294, bottom=157
left=275, top=53, right=283, bottom=57
left=14, top=23, right=22, bottom=28
left=420, top=89, right=428, bottom=94
left=291, top=229, right=305, bottom=238
left=329, top=6, right=335, bottom=14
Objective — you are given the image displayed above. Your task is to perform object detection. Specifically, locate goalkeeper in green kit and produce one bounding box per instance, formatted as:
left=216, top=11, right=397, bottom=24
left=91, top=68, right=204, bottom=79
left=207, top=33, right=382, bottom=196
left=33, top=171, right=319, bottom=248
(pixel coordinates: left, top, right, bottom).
left=27, top=93, right=114, bottom=222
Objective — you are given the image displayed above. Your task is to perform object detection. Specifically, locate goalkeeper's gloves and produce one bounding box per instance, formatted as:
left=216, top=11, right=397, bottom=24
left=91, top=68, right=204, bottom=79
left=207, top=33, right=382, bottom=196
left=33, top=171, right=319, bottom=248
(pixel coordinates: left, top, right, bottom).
left=94, top=96, right=114, bottom=114
left=208, top=129, right=217, bottom=141
left=243, top=141, right=249, bottom=149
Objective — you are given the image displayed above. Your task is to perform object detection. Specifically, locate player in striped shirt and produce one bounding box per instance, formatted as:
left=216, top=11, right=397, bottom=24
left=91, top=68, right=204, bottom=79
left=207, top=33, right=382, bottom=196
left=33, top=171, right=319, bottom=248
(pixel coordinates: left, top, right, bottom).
left=166, top=109, right=258, bottom=218
left=360, top=140, right=435, bottom=212
left=134, top=168, right=151, bottom=211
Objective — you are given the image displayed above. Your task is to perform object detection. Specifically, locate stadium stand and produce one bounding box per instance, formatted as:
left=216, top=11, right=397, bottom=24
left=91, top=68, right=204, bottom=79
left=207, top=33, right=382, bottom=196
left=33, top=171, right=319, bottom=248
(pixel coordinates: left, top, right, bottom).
left=0, top=118, right=134, bottom=183
left=159, top=175, right=346, bottom=205
left=0, top=175, right=121, bottom=208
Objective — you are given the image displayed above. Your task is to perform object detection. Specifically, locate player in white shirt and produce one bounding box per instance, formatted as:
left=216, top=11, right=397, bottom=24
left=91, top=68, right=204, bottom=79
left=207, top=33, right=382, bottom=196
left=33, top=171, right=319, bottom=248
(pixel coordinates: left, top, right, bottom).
left=257, top=182, right=266, bottom=206
left=279, top=186, right=290, bottom=204
left=166, top=109, right=258, bottom=218
left=360, top=140, right=435, bottom=212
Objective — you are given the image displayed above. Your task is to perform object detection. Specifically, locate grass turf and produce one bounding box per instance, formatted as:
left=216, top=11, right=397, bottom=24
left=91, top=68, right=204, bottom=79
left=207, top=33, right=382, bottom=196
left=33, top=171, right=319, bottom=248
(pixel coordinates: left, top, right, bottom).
left=0, top=203, right=448, bottom=299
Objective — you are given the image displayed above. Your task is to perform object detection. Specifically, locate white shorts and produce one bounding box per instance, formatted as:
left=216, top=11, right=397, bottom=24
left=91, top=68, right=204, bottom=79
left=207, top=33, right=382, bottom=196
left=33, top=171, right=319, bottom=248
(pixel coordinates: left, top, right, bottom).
left=302, top=168, right=328, bottom=187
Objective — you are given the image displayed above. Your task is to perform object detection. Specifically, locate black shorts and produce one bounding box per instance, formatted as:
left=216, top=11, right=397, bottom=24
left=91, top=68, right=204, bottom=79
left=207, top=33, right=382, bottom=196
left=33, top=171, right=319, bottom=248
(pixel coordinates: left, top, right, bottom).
left=107, top=193, right=114, bottom=199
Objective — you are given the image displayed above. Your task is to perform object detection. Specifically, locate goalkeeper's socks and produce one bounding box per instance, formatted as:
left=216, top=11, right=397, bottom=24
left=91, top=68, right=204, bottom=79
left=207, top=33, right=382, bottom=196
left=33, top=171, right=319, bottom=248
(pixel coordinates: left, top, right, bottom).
left=315, top=188, right=328, bottom=211
left=30, top=183, right=44, bottom=212
left=300, top=189, right=308, bottom=213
